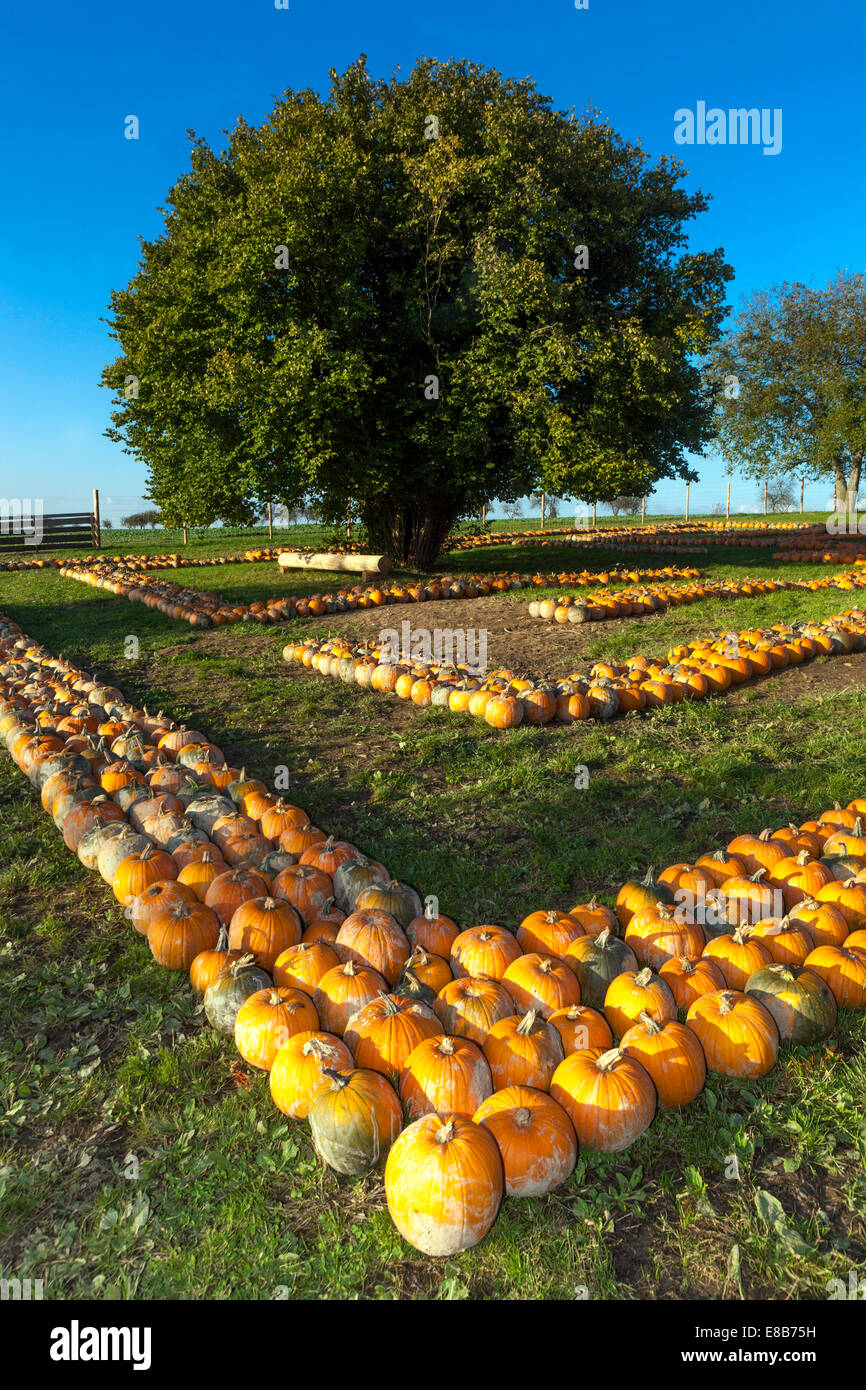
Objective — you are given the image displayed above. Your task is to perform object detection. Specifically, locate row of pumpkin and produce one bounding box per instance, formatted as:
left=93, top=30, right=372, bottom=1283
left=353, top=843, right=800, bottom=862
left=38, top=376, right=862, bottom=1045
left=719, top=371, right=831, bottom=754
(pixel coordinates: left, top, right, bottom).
left=0, top=545, right=317, bottom=574
left=54, top=558, right=698, bottom=628
left=282, top=601, right=866, bottom=729
left=3, top=612, right=866, bottom=1258
left=526, top=570, right=866, bottom=624
left=447, top=520, right=810, bottom=553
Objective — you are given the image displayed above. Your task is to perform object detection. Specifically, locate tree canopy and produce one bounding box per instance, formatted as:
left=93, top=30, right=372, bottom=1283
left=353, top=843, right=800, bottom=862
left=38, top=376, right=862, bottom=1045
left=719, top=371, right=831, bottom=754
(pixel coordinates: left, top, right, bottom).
left=706, top=272, right=866, bottom=512
left=102, top=55, right=732, bottom=567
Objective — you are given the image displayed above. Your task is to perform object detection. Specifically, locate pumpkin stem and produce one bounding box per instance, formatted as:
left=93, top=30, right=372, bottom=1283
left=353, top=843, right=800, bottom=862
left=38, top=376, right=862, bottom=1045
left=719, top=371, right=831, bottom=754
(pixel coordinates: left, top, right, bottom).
left=437, top=1036, right=456, bottom=1055
left=635, top=967, right=654, bottom=987
left=641, top=866, right=656, bottom=887
left=514, top=1107, right=532, bottom=1128
left=263, top=897, right=276, bottom=910
left=595, top=926, right=611, bottom=948
left=380, top=993, right=401, bottom=1016
left=718, top=992, right=735, bottom=1015
left=637, top=1010, right=663, bottom=1034
left=342, top=960, right=357, bottom=976
left=749, top=868, right=767, bottom=882
left=322, top=1067, right=351, bottom=1089
left=597, top=1047, right=624, bottom=1071
left=516, top=1010, right=538, bottom=1035
left=434, top=1119, right=456, bottom=1145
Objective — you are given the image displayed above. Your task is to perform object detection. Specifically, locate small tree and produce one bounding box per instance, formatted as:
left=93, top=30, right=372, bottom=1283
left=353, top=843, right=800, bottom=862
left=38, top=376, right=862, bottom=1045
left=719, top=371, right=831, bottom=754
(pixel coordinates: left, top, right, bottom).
left=607, top=495, right=642, bottom=517
left=764, top=480, right=796, bottom=513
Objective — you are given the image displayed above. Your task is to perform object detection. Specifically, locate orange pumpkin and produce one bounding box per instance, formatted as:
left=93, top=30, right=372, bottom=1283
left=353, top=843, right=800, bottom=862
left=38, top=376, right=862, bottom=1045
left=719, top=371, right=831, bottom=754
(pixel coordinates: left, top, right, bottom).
left=112, top=844, right=177, bottom=905
left=787, top=898, right=849, bottom=948
left=147, top=899, right=220, bottom=971
left=272, top=864, right=334, bottom=924
left=620, top=1012, right=707, bottom=1107
left=433, top=977, right=516, bottom=1045
left=227, top=896, right=302, bottom=970
left=234, top=986, right=319, bottom=1070
left=685, top=990, right=779, bottom=1077
left=334, top=909, right=410, bottom=985
left=406, top=910, right=460, bottom=958
left=269, top=1030, right=354, bottom=1118
left=603, top=967, right=677, bottom=1040
left=450, top=925, right=522, bottom=981
left=399, top=1034, right=493, bottom=1120
left=702, top=927, right=773, bottom=991
left=205, top=865, right=270, bottom=925
left=482, top=1010, right=565, bottom=1090
left=501, top=953, right=582, bottom=1018
left=547, top=1003, right=614, bottom=1054
left=473, top=1087, right=577, bottom=1197
left=624, top=904, right=705, bottom=968
left=802, top=945, right=866, bottom=1009
left=385, top=1115, right=503, bottom=1256
left=272, top=940, right=340, bottom=995
left=658, top=955, right=727, bottom=1011
left=344, top=993, right=443, bottom=1076
left=550, top=1046, right=656, bottom=1152
left=312, top=960, right=388, bottom=1035
left=516, top=909, right=586, bottom=959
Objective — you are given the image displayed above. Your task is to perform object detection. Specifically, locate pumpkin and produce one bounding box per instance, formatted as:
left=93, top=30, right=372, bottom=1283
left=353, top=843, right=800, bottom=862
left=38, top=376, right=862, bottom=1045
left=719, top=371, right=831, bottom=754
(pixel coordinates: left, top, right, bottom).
left=482, top=1010, right=565, bottom=1090
left=548, top=1003, right=613, bottom=1054
left=702, top=926, right=773, bottom=990
left=278, top=823, right=327, bottom=858
left=399, top=1035, right=493, bottom=1120
left=727, top=829, right=790, bottom=875
left=516, top=909, right=586, bottom=958
left=272, top=864, right=334, bottom=924
left=620, top=1012, right=707, bottom=1107
left=550, top=1046, right=656, bottom=1152
left=299, top=834, right=359, bottom=877
left=568, top=898, right=620, bottom=939
left=744, top=964, right=838, bottom=1044
left=398, top=947, right=451, bottom=996
left=344, top=993, right=443, bottom=1076
left=603, top=967, right=677, bottom=1039
left=332, top=853, right=390, bottom=912
left=501, top=953, right=582, bottom=1018
left=624, top=904, right=705, bottom=969
left=787, top=898, right=849, bottom=948
left=205, top=865, right=270, bottom=925
left=615, top=867, right=675, bottom=930
left=309, top=1068, right=403, bottom=1175
left=712, top=869, right=781, bottom=927
left=269, top=1030, right=354, bottom=1118
left=769, top=851, right=834, bottom=909
left=748, top=916, right=815, bottom=966
left=384, top=1115, right=503, bottom=1256
left=815, top=878, right=866, bottom=931
left=273, top=940, right=340, bottom=995
left=450, top=925, right=523, bottom=981
left=189, top=925, right=242, bottom=994
left=685, top=990, right=779, bottom=1077
left=352, top=879, right=422, bottom=928
left=433, top=977, right=516, bottom=1045
left=695, top=849, right=748, bottom=889
left=259, top=799, right=312, bottom=841
left=565, top=928, right=639, bottom=1009
left=146, top=898, right=220, bottom=970
left=802, top=945, right=866, bottom=1010
left=112, top=844, right=178, bottom=905
left=406, top=909, right=460, bottom=958
left=473, top=1087, right=577, bottom=1197
left=227, top=896, right=302, bottom=970
left=313, top=960, right=388, bottom=1035
left=334, top=909, right=409, bottom=985
left=234, top=986, right=319, bottom=1070
left=658, top=955, right=727, bottom=1011
left=204, top=955, right=273, bottom=1035
left=129, top=878, right=198, bottom=935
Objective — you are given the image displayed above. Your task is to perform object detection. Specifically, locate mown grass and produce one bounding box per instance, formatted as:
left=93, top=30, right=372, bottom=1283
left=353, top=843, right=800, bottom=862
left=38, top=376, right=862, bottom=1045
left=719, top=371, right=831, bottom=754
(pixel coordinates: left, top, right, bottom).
left=1, top=538, right=865, bottom=1300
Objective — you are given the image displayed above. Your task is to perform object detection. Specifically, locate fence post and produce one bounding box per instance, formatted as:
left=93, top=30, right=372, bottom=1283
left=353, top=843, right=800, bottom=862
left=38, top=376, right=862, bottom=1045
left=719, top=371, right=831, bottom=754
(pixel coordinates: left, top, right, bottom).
left=800, top=477, right=804, bottom=514
left=726, top=481, right=730, bottom=520
left=540, top=494, right=545, bottom=530
left=183, top=524, right=188, bottom=546
left=685, top=482, right=690, bottom=522
left=267, top=501, right=273, bottom=540
left=592, top=500, right=597, bottom=528
left=641, top=495, right=645, bottom=524
left=347, top=497, right=352, bottom=541
left=764, top=480, right=768, bottom=515
left=92, top=489, right=101, bottom=547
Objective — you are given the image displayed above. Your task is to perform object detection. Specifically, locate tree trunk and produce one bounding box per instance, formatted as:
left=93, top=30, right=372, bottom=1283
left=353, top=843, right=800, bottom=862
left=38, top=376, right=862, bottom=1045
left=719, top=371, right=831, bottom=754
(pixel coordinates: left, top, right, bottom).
left=847, top=452, right=862, bottom=516
left=361, top=496, right=458, bottom=571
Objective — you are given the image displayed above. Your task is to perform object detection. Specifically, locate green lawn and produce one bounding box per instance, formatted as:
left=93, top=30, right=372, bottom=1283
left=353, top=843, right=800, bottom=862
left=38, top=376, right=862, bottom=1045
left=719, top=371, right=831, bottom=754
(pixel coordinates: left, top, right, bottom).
left=1, top=537, right=865, bottom=1299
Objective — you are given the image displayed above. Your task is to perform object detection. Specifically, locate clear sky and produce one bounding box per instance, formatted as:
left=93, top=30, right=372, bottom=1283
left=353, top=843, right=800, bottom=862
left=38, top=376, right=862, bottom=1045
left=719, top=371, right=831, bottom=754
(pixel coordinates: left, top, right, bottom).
left=1, top=0, right=863, bottom=521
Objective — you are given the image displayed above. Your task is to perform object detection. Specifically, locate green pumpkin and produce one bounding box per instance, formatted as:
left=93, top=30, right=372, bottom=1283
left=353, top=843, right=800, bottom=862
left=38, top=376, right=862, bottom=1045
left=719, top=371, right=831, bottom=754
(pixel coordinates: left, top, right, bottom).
left=745, top=963, right=837, bottom=1045
left=204, top=957, right=273, bottom=1035
left=332, top=854, right=390, bottom=913
left=569, top=928, right=639, bottom=1009
left=354, top=879, right=422, bottom=929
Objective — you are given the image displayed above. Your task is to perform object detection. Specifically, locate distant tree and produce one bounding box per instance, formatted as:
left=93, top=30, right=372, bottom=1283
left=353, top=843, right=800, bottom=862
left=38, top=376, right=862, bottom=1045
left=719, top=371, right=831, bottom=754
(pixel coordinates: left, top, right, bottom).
left=707, top=271, right=866, bottom=514
left=607, top=495, right=642, bottom=516
left=530, top=493, right=564, bottom=523
left=763, top=480, right=796, bottom=513
left=121, top=512, right=146, bottom=528
left=503, top=499, right=524, bottom=520
left=711, top=501, right=724, bottom=516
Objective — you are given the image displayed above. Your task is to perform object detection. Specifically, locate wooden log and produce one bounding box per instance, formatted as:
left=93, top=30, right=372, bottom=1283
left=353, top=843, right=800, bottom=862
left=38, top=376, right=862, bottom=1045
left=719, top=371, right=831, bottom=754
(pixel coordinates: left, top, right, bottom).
left=278, top=550, right=390, bottom=575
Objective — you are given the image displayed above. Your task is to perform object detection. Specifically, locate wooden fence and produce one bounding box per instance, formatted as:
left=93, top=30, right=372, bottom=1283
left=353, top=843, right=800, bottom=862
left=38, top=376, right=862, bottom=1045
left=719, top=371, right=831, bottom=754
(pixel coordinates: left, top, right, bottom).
left=0, top=496, right=101, bottom=553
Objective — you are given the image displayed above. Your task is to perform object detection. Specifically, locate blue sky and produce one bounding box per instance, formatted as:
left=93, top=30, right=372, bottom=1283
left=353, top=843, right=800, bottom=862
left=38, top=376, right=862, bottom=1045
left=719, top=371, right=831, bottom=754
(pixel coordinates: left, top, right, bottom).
left=1, top=0, right=863, bottom=521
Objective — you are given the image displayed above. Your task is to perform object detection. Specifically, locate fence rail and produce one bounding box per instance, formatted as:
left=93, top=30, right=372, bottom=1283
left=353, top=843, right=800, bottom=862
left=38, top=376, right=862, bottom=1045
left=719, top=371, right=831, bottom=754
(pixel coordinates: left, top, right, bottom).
left=0, top=511, right=100, bottom=552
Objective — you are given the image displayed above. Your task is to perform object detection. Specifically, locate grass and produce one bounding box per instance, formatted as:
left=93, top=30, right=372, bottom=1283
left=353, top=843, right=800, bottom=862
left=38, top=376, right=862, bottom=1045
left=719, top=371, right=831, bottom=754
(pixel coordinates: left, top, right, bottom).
left=1, top=535, right=865, bottom=1299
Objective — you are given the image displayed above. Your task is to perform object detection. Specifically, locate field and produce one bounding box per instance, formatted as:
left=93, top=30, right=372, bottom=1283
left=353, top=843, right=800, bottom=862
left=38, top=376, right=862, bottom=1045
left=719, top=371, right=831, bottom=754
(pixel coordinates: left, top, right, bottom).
left=2, top=530, right=865, bottom=1300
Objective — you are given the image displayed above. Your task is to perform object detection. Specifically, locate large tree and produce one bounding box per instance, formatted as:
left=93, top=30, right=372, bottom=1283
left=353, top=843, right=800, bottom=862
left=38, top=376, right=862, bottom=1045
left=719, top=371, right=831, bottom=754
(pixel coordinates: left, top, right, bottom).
left=706, top=272, right=866, bottom=514
left=102, top=56, right=731, bottom=568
